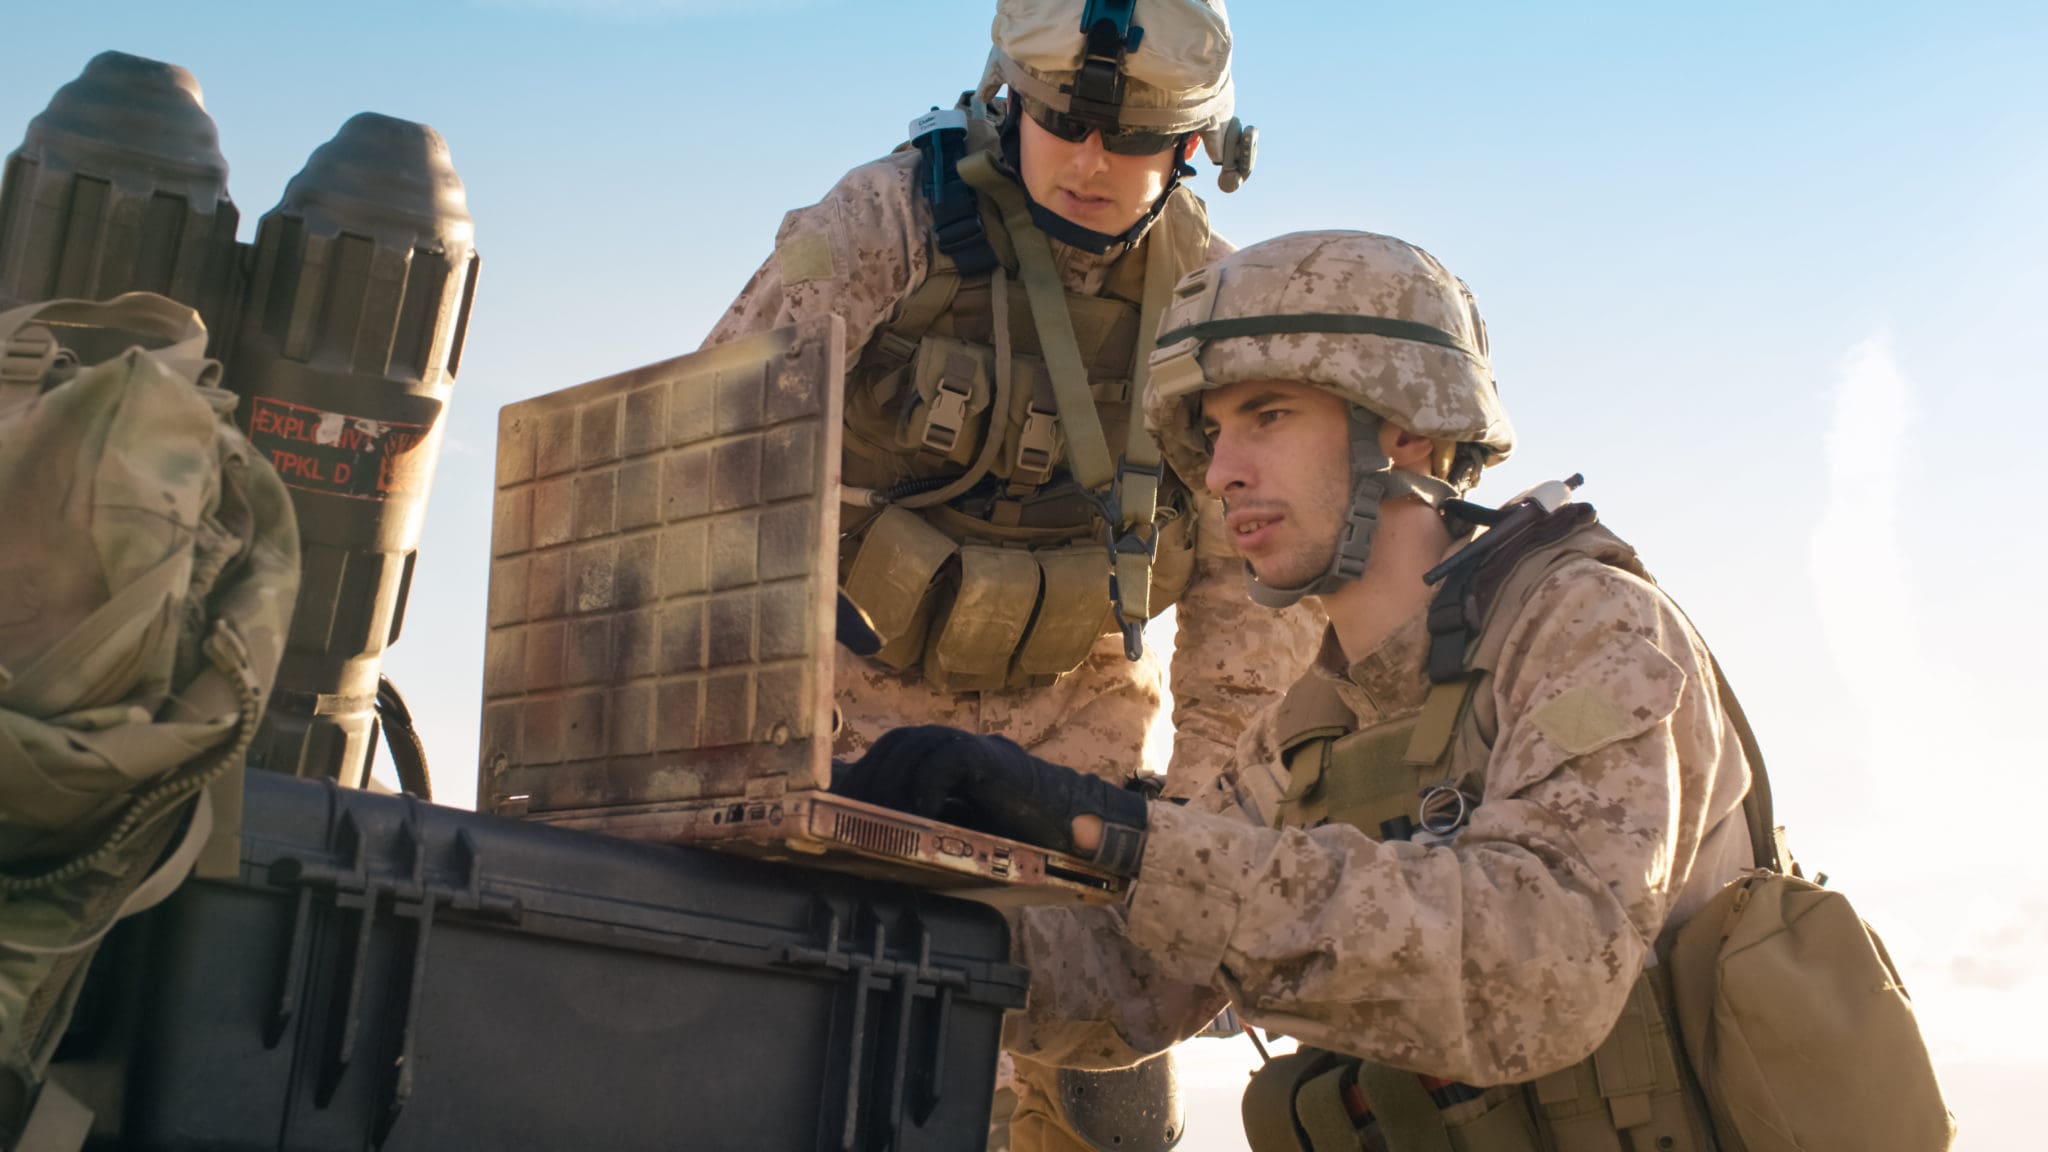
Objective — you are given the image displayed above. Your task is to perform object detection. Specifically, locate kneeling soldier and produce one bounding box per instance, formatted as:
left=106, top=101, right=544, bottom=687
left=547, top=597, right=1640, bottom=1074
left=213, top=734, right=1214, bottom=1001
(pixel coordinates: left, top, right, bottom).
left=840, top=230, right=1762, bottom=1151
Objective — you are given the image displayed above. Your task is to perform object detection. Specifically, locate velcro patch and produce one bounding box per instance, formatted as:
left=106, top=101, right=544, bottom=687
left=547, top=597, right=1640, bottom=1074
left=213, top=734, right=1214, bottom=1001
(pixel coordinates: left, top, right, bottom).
left=776, top=233, right=837, bottom=286
left=1530, top=684, right=1633, bottom=756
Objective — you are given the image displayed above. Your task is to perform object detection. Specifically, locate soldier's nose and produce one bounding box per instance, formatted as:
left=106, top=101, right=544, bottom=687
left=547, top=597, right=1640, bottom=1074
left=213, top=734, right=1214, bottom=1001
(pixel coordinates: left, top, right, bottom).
left=1205, top=435, right=1252, bottom=494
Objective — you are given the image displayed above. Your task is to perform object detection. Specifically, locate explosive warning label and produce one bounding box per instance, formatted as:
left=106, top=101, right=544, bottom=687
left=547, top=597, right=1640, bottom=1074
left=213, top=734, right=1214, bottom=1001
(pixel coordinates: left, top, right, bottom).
left=248, top=397, right=433, bottom=501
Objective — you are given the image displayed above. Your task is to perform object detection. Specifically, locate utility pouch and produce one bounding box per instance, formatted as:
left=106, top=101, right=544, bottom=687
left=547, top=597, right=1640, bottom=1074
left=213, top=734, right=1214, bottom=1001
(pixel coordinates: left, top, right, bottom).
left=1665, top=870, right=1954, bottom=1152
left=1012, top=542, right=1111, bottom=685
left=1530, top=967, right=1713, bottom=1152
left=1000, top=355, right=1064, bottom=491
left=896, top=335, right=994, bottom=467
left=841, top=506, right=957, bottom=670
left=922, top=544, right=1041, bottom=694
left=1243, top=1047, right=1546, bottom=1152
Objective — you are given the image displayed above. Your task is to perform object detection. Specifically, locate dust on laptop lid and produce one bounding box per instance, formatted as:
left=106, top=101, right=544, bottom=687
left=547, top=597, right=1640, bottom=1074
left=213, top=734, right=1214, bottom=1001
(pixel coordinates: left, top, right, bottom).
left=478, top=317, right=1126, bottom=904
left=479, top=316, right=843, bottom=815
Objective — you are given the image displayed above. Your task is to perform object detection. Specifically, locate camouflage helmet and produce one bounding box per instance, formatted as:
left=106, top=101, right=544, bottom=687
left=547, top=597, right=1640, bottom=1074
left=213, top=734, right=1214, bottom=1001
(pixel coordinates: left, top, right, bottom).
left=978, top=0, right=1255, bottom=189
left=1143, top=230, right=1516, bottom=606
left=1145, top=229, right=1515, bottom=493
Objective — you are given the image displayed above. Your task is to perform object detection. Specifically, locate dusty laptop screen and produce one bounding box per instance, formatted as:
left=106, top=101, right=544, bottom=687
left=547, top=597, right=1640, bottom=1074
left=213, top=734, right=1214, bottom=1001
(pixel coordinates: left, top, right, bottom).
left=480, top=317, right=844, bottom=816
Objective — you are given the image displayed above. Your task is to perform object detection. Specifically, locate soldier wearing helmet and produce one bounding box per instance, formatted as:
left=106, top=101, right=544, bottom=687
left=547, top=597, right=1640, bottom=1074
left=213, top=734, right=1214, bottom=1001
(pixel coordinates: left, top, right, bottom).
left=702, top=3, right=1319, bottom=1149
left=835, top=231, right=1761, bottom=1151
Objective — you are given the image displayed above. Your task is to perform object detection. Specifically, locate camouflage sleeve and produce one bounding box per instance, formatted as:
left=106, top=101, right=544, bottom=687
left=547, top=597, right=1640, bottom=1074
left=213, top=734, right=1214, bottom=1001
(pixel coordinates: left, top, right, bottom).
left=1123, top=559, right=1748, bottom=1085
left=1161, top=496, right=1323, bottom=809
left=700, top=150, right=930, bottom=362
left=1000, top=903, right=1232, bottom=1069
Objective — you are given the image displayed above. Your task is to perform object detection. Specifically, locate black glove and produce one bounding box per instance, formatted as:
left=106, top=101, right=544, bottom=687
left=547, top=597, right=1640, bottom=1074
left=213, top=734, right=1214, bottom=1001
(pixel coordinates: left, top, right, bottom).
left=832, top=726, right=1150, bottom=876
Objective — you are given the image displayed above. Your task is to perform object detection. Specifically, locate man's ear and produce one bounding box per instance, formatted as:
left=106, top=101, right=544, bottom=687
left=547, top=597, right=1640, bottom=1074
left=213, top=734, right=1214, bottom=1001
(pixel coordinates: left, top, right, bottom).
left=1378, top=424, right=1437, bottom=474
left=1181, top=134, right=1202, bottom=162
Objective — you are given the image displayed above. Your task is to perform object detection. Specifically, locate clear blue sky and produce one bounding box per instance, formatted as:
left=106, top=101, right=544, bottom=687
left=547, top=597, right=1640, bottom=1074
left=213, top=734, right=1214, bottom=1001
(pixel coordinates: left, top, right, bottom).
left=8, top=3, right=2044, bottom=1147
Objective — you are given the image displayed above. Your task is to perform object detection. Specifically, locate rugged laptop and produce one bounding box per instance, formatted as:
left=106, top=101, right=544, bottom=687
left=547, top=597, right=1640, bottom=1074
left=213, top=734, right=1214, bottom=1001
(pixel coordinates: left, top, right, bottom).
left=479, top=316, right=1125, bottom=902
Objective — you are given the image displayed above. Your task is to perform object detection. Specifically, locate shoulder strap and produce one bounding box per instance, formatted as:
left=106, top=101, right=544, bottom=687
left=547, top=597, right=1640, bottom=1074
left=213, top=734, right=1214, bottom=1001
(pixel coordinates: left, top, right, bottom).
left=1109, top=204, right=1180, bottom=627
left=1421, top=500, right=1792, bottom=873
left=1406, top=505, right=1643, bottom=770
left=956, top=152, right=1117, bottom=493
left=1708, top=652, right=1789, bottom=873
left=0, top=293, right=213, bottom=417
left=909, top=108, right=999, bottom=278
left=1426, top=503, right=1624, bottom=685
left=865, top=112, right=1005, bottom=377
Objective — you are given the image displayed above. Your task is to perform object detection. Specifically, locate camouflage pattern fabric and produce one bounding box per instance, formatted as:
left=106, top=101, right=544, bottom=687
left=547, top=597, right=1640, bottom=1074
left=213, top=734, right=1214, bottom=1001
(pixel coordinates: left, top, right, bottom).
left=0, top=295, right=299, bottom=1123
left=1145, top=229, right=1516, bottom=497
left=1004, top=555, right=1756, bottom=1087
left=706, top=148, right=1321, bottom=1151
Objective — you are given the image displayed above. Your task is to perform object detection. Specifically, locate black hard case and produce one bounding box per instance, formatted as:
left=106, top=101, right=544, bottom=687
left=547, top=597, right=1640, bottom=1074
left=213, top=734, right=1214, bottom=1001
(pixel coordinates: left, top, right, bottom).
left=57, top=770, right=1027, bottom=1151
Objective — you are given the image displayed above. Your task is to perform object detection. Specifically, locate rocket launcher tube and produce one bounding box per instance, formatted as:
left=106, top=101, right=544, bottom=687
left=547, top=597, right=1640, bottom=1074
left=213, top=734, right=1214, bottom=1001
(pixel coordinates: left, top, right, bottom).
left=229, top=114, right=480, bottom=788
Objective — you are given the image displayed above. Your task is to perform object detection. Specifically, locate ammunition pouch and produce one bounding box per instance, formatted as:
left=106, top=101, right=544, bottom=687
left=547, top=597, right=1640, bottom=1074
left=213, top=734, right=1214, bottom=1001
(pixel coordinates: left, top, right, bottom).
left=1244, top=1048, right=1545, bottom=1152
left=926, top=544, right=1042, bottom=692
left=841, top=505, right=957, bottom=671
left=1012, top=541, right=1113, bottom=684
left=840, top=507, right=1185, bottom=694
left=895, top=335, right=997, bottom=466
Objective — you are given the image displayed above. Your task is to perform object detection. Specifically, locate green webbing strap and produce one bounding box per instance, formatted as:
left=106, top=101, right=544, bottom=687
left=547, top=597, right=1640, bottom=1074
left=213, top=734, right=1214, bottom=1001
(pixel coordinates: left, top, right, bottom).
left=1353, top=1062, right=1456, bottom=1152
left=1154, top=313, right=1480, bottom=359
left=1402, top=678, right=1479, bottom=768
left=868, top=257, right=963, bottom=372
left=1659, top=588, right=1789, bottom=875
left=1109, top=205, right=1179, bottom=623
left=1121, top=203, right=1173, bottom=518
left=1707, top=652, right=1790, bottom=873
left=955, top=153, right=1117, bottom=491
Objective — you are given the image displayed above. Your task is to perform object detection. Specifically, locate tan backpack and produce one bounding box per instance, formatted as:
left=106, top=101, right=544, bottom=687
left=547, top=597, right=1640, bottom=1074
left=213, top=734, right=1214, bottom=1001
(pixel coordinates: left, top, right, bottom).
left=1664, top=673, right=1955, bottom=1152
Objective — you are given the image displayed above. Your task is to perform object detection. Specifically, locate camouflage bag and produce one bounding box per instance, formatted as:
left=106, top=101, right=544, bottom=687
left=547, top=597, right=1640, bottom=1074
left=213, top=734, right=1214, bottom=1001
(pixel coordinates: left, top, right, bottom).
left=0, top=294, right=298, bottom=1144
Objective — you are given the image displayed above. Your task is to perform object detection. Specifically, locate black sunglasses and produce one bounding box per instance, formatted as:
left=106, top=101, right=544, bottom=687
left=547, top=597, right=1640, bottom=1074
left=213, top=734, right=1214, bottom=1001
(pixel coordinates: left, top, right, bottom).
left=1020, top=97, right=1182, bottom=156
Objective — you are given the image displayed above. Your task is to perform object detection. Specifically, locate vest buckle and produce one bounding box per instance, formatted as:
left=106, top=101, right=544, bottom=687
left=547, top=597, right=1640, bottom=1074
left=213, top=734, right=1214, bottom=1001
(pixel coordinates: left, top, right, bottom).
left=1013, top=404, right=1060, bottom=485
left=0, top=325, right=59, bottom=386
left=921, top=378, right=973, bottom=456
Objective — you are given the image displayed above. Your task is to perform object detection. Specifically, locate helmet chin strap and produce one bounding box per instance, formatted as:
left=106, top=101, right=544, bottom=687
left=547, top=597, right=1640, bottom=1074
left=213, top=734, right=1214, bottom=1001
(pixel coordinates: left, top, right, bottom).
left=1244, top=406, right=1458, bottom=609
left=1025, top=191, right=1165, bottom=254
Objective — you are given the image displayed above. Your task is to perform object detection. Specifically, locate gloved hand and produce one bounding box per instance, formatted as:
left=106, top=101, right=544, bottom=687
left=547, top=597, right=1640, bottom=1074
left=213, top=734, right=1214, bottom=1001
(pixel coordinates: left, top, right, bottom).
left=831, top=726, right=1150, bottom=876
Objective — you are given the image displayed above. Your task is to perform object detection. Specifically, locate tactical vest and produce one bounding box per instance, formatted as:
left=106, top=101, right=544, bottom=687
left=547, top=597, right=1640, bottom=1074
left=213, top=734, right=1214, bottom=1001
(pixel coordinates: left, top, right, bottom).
left=838, top=135, right=1211, bottom=694
left=1242, top=506, right=1727, bottom=1152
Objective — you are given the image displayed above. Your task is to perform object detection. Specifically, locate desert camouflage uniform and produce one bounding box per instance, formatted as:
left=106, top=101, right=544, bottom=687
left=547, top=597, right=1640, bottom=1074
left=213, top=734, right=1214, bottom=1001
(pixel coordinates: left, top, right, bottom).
left=705, top=149, right=1322, bottom=1148
left=1004, top=551, right=1755, bottom=1091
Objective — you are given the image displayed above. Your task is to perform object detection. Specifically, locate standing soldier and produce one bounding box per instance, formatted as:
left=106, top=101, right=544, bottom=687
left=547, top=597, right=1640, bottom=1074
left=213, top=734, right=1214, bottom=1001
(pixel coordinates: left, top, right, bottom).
left=703, top=2, right=1319, bottom=1148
